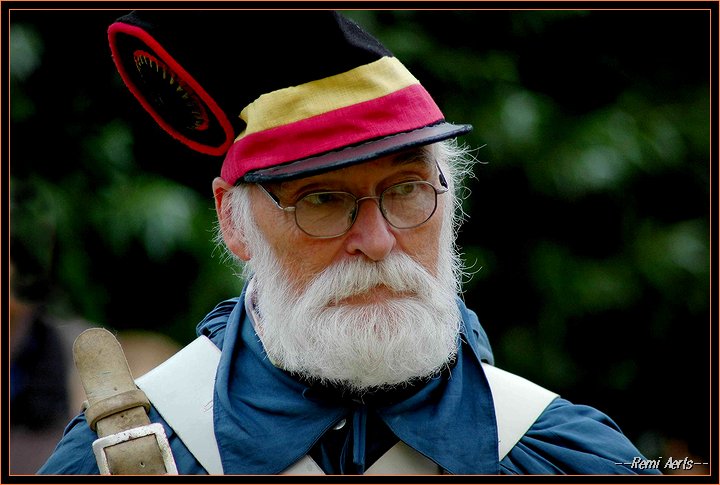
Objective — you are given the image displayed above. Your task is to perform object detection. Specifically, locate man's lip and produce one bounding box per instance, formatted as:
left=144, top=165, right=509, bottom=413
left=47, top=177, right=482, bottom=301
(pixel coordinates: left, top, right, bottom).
left=330, top=286, right=414, bottom=306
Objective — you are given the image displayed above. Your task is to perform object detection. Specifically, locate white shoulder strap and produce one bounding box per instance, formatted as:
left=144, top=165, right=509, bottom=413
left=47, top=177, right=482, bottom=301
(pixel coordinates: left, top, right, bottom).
left=135, top=336, right=224, bottom=475
left=136, top=337, right=557, bottom=474
left=481, top=362, right=558, bottom=459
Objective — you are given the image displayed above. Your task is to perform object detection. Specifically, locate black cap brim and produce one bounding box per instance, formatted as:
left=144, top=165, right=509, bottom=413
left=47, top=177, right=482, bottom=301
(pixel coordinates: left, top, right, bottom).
left=242, top=121, right=472, bottom=183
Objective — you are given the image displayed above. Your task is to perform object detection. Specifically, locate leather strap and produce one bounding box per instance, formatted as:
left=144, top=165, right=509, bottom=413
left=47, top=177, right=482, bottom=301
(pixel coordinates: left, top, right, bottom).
left=135, top=335, right=223, bottom=474
left=84, top=389, right=151, bottom=431
left=482, top=364, right=558, bottom=459
left=74, top=328, right=175, bottom=474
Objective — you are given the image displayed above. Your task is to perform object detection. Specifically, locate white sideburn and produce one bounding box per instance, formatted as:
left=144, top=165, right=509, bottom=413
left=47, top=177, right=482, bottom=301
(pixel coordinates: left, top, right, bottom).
left=136, top=336, right=558, bottom=475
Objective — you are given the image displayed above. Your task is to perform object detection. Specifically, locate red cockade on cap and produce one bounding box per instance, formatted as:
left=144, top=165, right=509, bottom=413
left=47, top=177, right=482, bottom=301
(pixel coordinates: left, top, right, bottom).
left=108, top=22, right=236, bottom=157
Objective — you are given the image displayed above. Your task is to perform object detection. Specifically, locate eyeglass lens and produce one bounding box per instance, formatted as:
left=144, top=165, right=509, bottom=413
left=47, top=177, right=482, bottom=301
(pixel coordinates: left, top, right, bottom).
left=294, top=181, right=439, bottom=238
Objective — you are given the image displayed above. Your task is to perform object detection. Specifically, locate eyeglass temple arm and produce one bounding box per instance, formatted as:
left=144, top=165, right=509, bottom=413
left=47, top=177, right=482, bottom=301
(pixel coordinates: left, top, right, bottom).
left=436, top=160, right=449, bottom=191
left=256, top=184, right=296, bottom=212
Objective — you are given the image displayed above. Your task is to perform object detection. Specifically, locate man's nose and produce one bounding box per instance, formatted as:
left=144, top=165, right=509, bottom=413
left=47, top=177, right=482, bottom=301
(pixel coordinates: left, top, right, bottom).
left=343, top=198, right=396, bottom=261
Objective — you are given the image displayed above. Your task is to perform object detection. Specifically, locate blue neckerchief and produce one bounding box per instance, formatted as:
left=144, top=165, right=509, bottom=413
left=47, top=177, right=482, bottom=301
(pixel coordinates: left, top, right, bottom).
left=198, top=286, right=498, bottom=475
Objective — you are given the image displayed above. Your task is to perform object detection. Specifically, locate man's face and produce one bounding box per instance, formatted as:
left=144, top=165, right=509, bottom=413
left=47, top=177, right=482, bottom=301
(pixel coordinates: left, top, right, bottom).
left=250, top=150, right=447, bottom=296
left=214, top=147, right=462, bottom=391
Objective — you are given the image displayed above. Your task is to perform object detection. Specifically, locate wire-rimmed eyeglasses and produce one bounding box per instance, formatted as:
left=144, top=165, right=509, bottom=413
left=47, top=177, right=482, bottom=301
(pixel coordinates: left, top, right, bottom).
left=257, top=164, right=449, bottom=239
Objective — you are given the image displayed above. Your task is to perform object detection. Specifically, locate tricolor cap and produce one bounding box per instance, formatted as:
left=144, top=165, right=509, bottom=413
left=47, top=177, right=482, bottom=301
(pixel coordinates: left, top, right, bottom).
left=108, top=10, right=472, bottom=184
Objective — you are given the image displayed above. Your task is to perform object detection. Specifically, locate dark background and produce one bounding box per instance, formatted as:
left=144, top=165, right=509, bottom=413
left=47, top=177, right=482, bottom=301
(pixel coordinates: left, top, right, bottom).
left=7, top=5, right=714, bottom=473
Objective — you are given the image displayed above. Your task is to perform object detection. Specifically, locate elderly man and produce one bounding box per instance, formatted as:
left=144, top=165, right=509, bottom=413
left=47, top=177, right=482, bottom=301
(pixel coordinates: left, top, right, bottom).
left=39, top=10, right=659, bottom=475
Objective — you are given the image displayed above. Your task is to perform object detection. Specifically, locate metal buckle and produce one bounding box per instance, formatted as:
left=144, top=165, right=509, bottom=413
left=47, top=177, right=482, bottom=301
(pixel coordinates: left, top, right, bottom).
left=92, top=423, right=179, bottom=475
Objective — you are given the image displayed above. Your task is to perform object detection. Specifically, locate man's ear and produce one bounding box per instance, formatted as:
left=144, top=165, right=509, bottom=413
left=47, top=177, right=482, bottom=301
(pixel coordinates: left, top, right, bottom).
left=212, top=177, right=251, bottom=261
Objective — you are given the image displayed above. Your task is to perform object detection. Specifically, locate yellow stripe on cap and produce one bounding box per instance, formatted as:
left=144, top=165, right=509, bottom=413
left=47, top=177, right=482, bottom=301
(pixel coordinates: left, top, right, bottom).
left=237, top=56, right=419, bottom=139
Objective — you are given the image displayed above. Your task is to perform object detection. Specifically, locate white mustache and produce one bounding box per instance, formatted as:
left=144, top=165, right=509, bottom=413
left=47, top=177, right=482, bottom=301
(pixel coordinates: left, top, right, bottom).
left=302, top=252, right=434, bottom=306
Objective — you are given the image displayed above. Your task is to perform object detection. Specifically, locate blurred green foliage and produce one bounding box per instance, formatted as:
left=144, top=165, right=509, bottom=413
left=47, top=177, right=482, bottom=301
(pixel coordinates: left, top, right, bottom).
left=9, top=8, right=711, bottom=464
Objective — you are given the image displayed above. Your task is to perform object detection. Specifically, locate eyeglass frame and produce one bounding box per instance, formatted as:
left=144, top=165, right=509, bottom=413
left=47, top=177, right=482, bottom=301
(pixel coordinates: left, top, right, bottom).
left=255, top=161, right=450, bottom=239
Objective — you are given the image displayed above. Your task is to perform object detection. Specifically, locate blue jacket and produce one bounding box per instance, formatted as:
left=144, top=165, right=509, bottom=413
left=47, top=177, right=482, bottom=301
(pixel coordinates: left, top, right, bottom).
left=39, top=287, right=660, bottom=475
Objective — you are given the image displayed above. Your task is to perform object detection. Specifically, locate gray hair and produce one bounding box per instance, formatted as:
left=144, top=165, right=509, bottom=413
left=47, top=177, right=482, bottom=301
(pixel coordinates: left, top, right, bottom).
left=214, top=139, right=476, bottom=286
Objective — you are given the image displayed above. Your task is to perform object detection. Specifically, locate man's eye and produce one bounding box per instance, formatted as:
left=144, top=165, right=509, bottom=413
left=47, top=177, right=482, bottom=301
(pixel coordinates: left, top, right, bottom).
left=302, top=192, right=345, bottom=206
left=387, top=182, right=418, bottom=197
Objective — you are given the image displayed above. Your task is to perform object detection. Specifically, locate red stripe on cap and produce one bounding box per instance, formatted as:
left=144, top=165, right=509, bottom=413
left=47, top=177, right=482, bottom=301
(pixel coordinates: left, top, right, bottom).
left=222, top=84, right=443, bottom=184
left=108, top=22, right=235, bottom=156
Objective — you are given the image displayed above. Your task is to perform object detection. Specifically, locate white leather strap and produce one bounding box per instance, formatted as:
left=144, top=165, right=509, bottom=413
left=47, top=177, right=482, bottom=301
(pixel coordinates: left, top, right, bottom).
left=481, top=363, right=558, bottom=459
left=135, top=336, right=224, bottom=475
left=365, top=441, right=441, bottom=474
left=136, top=336, right=557, bottom=475
left=281, top=455, right=324, bottom=474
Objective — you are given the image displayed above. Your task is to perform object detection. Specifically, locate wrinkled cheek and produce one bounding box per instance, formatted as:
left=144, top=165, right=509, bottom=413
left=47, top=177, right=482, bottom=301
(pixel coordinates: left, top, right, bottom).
left=274, top=251, right=323, bottom=297
left=413, top=227, right=445, bottom=278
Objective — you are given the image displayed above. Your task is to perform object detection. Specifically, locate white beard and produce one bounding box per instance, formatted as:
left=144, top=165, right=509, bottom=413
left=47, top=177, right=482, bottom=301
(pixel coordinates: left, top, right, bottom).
left=242, top=208, right=462, bottom=393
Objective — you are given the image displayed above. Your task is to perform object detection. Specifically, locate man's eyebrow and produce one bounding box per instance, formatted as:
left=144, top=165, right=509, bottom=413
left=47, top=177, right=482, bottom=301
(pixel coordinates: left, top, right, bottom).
left=391, top=148, right=432, bottom=166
